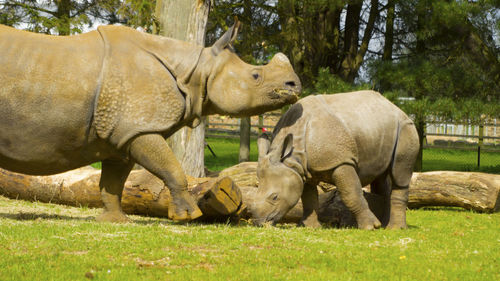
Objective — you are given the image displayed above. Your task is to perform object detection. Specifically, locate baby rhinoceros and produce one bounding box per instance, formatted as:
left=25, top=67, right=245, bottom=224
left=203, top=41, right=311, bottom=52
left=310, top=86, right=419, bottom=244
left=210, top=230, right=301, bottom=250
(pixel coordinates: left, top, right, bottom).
left=251, top=91, right=419, bottom=229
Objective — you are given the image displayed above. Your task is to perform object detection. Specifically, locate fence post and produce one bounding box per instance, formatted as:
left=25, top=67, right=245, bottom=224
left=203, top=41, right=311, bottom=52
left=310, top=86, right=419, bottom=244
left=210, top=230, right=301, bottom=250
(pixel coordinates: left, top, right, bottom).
left=239, top=117, right=251, bottom=162
left=415, top=119, right=425, bottom=172
left=478, top=121, right=484, bottom=167
left=258, top=115, right=264, bottom=133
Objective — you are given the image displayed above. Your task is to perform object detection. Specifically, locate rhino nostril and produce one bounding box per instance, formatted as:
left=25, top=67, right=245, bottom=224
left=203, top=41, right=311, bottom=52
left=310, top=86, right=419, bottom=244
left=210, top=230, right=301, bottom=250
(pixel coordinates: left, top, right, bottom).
left=285, top=81, right=296, bottom=87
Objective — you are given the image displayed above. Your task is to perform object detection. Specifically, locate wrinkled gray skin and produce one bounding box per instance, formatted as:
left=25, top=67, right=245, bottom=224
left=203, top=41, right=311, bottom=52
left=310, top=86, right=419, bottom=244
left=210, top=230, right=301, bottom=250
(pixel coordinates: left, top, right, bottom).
left=251, top=91, right=419, bottom=229
left=0, top=20, right=301, bottom=222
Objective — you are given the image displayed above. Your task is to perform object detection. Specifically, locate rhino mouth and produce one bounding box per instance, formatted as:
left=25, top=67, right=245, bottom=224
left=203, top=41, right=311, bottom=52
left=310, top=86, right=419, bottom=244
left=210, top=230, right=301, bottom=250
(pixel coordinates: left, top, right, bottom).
left=251, top=209, right=283, bottom=227
left=271, top=88, right=299, bottom=102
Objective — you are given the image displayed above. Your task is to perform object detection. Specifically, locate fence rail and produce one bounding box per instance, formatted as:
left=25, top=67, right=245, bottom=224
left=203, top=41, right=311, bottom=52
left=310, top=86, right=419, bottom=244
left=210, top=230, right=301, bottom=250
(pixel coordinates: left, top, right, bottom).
left=206, top=116, right=499, bottom=169
left=207, top=121, right=500, bottom=144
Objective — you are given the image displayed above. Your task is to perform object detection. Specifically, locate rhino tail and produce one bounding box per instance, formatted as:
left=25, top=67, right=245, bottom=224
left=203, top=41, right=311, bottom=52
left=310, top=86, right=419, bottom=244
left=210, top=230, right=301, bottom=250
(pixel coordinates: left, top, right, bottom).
left=389, top=120, right=420, bottom=188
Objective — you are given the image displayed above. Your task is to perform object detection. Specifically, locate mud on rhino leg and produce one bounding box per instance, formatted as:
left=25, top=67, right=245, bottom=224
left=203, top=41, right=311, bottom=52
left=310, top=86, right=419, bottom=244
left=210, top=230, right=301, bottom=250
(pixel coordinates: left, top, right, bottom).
left=96, top=159, right=134, bottom=223
left=332, top=165, right=381, bottom=230
left=300, top=183, right=321, bottom=228
left=129, top=134, right=202, bottom=221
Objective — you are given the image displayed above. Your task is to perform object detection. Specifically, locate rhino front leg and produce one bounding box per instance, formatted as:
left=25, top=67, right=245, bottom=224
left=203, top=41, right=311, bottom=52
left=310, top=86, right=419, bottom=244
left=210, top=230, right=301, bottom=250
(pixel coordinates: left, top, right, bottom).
left=332, top=165, right=381, bottom=230
left=97, top=159, right=134, bottom=223
left=129, top=134, right=202, bottom=221
left=300, top=183, right=321, bottom=228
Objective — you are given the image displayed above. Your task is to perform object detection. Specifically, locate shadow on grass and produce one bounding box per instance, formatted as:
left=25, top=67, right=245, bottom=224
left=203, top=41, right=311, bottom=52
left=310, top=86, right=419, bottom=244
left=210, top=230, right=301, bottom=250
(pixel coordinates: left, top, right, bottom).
left=415, top=206, right=475, bottom=213
left=0, top=212, right=95, bottom=221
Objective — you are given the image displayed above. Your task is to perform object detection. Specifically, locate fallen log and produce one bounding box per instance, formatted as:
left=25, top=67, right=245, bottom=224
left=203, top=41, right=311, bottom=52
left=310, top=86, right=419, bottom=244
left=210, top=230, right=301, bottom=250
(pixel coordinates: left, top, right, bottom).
left=0, top=163, right=499, bottom=226
left=0, top=167, right=244, bottom=220
left=408, top=171, right=500, bottom=212
left=223, top=162, right=500, bottom=214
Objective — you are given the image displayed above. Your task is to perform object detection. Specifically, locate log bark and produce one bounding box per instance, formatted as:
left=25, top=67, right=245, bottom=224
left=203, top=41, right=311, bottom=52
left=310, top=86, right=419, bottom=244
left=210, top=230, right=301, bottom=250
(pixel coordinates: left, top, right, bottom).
left=0, top=167, right=243, bottom=220
left=408, top=171, right=500, bottom=212
left=0, top=163, right=499, bottom=227
left=219, top=162, right=500, bottom=214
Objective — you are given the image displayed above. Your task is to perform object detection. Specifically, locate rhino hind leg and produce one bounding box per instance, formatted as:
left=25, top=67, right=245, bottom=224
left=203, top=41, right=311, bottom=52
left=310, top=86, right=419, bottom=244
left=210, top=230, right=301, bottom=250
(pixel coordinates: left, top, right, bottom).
left=128, top=134, right=202, bottom=221
left=299, top=183, right=321, bottom=228
left=96, top=159, right=134, bottom=223
left=386, top=188, right=409, bottom=229
left=386, top=121, right=419, bottom=229
left=390, top=121, right=419, bottom=188
left=332, top=165, right=381, bottom=230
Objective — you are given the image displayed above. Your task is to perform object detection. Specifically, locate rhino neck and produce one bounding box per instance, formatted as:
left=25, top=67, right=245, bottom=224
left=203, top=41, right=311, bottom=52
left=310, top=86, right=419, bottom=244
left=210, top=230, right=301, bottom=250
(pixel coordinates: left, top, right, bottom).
left=150, top=36, right=204, bottom=78
left=141, top=34, right=207, bottom=126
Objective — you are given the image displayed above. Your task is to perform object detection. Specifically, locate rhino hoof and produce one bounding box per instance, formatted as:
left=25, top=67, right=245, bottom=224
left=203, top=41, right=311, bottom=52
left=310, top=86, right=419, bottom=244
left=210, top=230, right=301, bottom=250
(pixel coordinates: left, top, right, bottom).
left=96, top=211, right=131, bottom=223
left=357, top=211, right=381, bottom=230
left=300, top=217, right=322, bottom=228
left=169, top=207, right=203, bottom=221
left=386, top=222, right=408, bottom=230
left=168, top=193, right=203, bottom=221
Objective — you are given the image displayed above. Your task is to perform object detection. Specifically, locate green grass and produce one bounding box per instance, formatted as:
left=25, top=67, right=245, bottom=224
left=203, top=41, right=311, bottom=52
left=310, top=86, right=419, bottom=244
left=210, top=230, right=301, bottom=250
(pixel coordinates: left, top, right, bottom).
left=423, top=148, right=500, bottom=174
left=204, top=137, right=260, bottom=171
left=205, top=137, right=500, bottom=174
left=0, top=196, right=499, bottom=280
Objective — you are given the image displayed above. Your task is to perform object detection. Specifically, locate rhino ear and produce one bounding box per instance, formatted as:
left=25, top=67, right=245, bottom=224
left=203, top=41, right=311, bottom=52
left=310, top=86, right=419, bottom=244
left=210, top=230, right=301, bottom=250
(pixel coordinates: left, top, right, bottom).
left=211, top=18, right=241, bottom=56
left=257, top=133, right=271, bottom=160
left=280, top=134, right=294, bottom=162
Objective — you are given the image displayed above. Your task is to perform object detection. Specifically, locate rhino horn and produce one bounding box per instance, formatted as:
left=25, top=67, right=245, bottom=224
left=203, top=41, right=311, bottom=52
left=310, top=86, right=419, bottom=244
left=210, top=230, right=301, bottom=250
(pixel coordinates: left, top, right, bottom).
left=211, top=18, right=241, bottom=56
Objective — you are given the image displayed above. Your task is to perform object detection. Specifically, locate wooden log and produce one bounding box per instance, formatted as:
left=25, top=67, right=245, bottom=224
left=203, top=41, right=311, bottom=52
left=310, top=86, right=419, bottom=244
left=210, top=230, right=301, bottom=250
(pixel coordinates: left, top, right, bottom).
left=1, top=163, right=499, bottom=226
left=0, top=167, right=244, bottom=220
left=223, top=162, right=500, bottom=213
left=408, top=171, right=500, bottom=213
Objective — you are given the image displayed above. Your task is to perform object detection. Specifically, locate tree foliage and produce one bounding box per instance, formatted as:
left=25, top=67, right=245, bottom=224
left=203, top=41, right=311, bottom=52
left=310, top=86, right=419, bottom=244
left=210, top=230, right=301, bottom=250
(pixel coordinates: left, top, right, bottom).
left=1, top=0, right=498, bottom=112
left=0, top=0, right=157, bottom=35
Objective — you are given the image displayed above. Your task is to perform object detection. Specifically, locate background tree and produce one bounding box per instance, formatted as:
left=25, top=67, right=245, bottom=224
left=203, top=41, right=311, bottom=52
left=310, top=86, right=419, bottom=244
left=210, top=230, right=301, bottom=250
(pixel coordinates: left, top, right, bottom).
left=2, top=0, right=498, bottom=173
left=154, top=0, right=211, bottom=177
left=0, top=0, right=97, bottom=34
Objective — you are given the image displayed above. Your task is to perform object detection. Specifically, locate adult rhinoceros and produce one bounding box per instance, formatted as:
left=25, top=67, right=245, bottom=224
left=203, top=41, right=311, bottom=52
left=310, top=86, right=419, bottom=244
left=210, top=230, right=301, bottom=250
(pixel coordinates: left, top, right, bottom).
left=0, top=20, right=301, bottom=222
left=250, top=91, right=419, bottom=229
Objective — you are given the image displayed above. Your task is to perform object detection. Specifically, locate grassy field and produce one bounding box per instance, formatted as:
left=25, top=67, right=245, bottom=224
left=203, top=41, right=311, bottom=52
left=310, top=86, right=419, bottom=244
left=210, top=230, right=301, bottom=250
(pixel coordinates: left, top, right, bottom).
left=1, top=138, right=498, bottom=280
left=0, top=196, right=499, bottom=281
left=205, top=137, right=500, bottom=174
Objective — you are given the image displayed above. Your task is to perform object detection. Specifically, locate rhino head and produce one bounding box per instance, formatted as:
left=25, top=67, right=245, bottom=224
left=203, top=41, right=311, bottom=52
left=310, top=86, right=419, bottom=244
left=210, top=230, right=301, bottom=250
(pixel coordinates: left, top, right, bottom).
left=192, top=20, right=302, bottom=118
left=250, top=134, right=305, bottom=226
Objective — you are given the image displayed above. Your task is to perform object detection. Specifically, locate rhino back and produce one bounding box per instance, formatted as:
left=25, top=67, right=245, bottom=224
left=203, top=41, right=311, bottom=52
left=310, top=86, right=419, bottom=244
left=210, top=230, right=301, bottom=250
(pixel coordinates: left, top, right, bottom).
left=0, top=25, right=105, bottom=173
left=305, top=91, right=409, bottom=184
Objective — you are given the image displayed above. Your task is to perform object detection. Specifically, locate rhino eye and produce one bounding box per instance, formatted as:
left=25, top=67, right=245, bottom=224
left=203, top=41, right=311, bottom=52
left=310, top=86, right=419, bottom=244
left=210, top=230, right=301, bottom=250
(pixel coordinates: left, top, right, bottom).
left=252, top=73, right=260, bottom=80
left=267, top=193, right=279, bottom=204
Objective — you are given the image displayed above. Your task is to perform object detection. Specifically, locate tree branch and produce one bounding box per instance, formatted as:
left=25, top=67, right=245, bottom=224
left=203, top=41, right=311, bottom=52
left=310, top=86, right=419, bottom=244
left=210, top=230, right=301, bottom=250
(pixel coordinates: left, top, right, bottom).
left=4, top=1, right=57, bottom=17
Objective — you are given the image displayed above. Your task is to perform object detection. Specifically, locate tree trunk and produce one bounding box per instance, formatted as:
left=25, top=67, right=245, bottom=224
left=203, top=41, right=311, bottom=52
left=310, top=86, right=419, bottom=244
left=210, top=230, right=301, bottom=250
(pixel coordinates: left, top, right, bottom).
left=415, top=119, right=425, bottom=172
left=382, top=0, right=395, bottom=61
left=339, top=1, right=362, bottom=82
left=277, top=0, right=304, bottom=82
left=339, top=0, right=378, bottom=82
left=55, top=0, right=71, bottom=35
left=154, top=0, right=211, bottom=177
left=239, top=117, right=251, bottom=162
